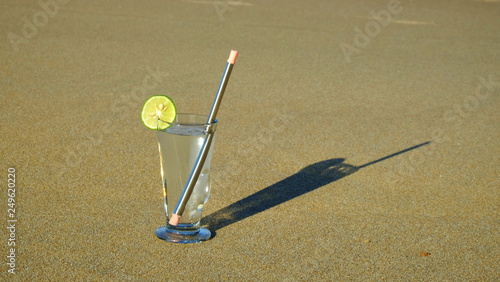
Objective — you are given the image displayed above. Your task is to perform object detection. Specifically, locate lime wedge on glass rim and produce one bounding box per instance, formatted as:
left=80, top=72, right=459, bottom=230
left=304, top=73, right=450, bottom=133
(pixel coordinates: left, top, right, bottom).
left=141, top=95, right=177, bottom=130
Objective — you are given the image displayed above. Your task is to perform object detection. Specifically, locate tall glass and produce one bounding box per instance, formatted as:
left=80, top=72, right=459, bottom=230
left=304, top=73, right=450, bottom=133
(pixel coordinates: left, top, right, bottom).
left=155, top=113, right=217, bottom=243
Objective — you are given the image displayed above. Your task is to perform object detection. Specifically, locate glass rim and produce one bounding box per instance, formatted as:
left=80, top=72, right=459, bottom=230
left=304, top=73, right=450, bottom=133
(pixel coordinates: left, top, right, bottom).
left=158, top=113, right=218, bottom=127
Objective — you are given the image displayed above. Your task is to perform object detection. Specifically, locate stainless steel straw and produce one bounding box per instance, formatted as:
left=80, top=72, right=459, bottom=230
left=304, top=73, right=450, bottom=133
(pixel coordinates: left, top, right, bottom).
left=169, top=50, right=238, bottom=226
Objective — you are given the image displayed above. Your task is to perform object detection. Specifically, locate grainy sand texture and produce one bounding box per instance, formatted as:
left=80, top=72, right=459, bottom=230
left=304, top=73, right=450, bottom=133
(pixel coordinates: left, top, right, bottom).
left=1, top=0, right=499, bottom=280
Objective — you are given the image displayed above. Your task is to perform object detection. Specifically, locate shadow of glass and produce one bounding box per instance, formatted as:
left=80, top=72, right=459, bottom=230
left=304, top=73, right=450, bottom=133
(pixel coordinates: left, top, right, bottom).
left=202, top=141, right=430, bottom=236
left=202, top=159, right=358, bottom=232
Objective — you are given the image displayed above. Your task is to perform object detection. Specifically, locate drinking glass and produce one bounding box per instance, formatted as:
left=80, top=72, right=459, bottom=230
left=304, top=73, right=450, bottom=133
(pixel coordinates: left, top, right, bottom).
left=155, top=113, right=217, bottom=243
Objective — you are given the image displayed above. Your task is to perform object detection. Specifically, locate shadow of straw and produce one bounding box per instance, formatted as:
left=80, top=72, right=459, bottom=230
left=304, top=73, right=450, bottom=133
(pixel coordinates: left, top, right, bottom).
left=201, top=141, right=430, bottom=236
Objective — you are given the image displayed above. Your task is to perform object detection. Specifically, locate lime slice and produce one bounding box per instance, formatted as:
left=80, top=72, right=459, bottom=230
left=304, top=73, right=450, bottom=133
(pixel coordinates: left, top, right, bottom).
left=141, top=95, right=177, bottom=130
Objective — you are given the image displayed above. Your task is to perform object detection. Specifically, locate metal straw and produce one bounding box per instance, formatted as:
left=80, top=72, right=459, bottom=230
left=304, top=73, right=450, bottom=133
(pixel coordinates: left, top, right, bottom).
left=169, top=50, right=238, bottom=226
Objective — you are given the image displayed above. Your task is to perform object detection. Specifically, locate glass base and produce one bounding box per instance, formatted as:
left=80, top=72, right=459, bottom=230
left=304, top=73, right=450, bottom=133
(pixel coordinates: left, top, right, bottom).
left=155, top=226, right=211, bottom=244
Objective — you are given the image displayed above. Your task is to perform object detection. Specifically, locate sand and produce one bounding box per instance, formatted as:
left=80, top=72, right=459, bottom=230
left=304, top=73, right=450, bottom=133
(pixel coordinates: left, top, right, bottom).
left=1, top=0, right=499, bottom=280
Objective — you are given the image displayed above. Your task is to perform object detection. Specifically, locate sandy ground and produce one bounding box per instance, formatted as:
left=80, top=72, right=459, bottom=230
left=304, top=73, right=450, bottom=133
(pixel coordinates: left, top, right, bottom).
left=1, top=0, right=499, bottom=280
